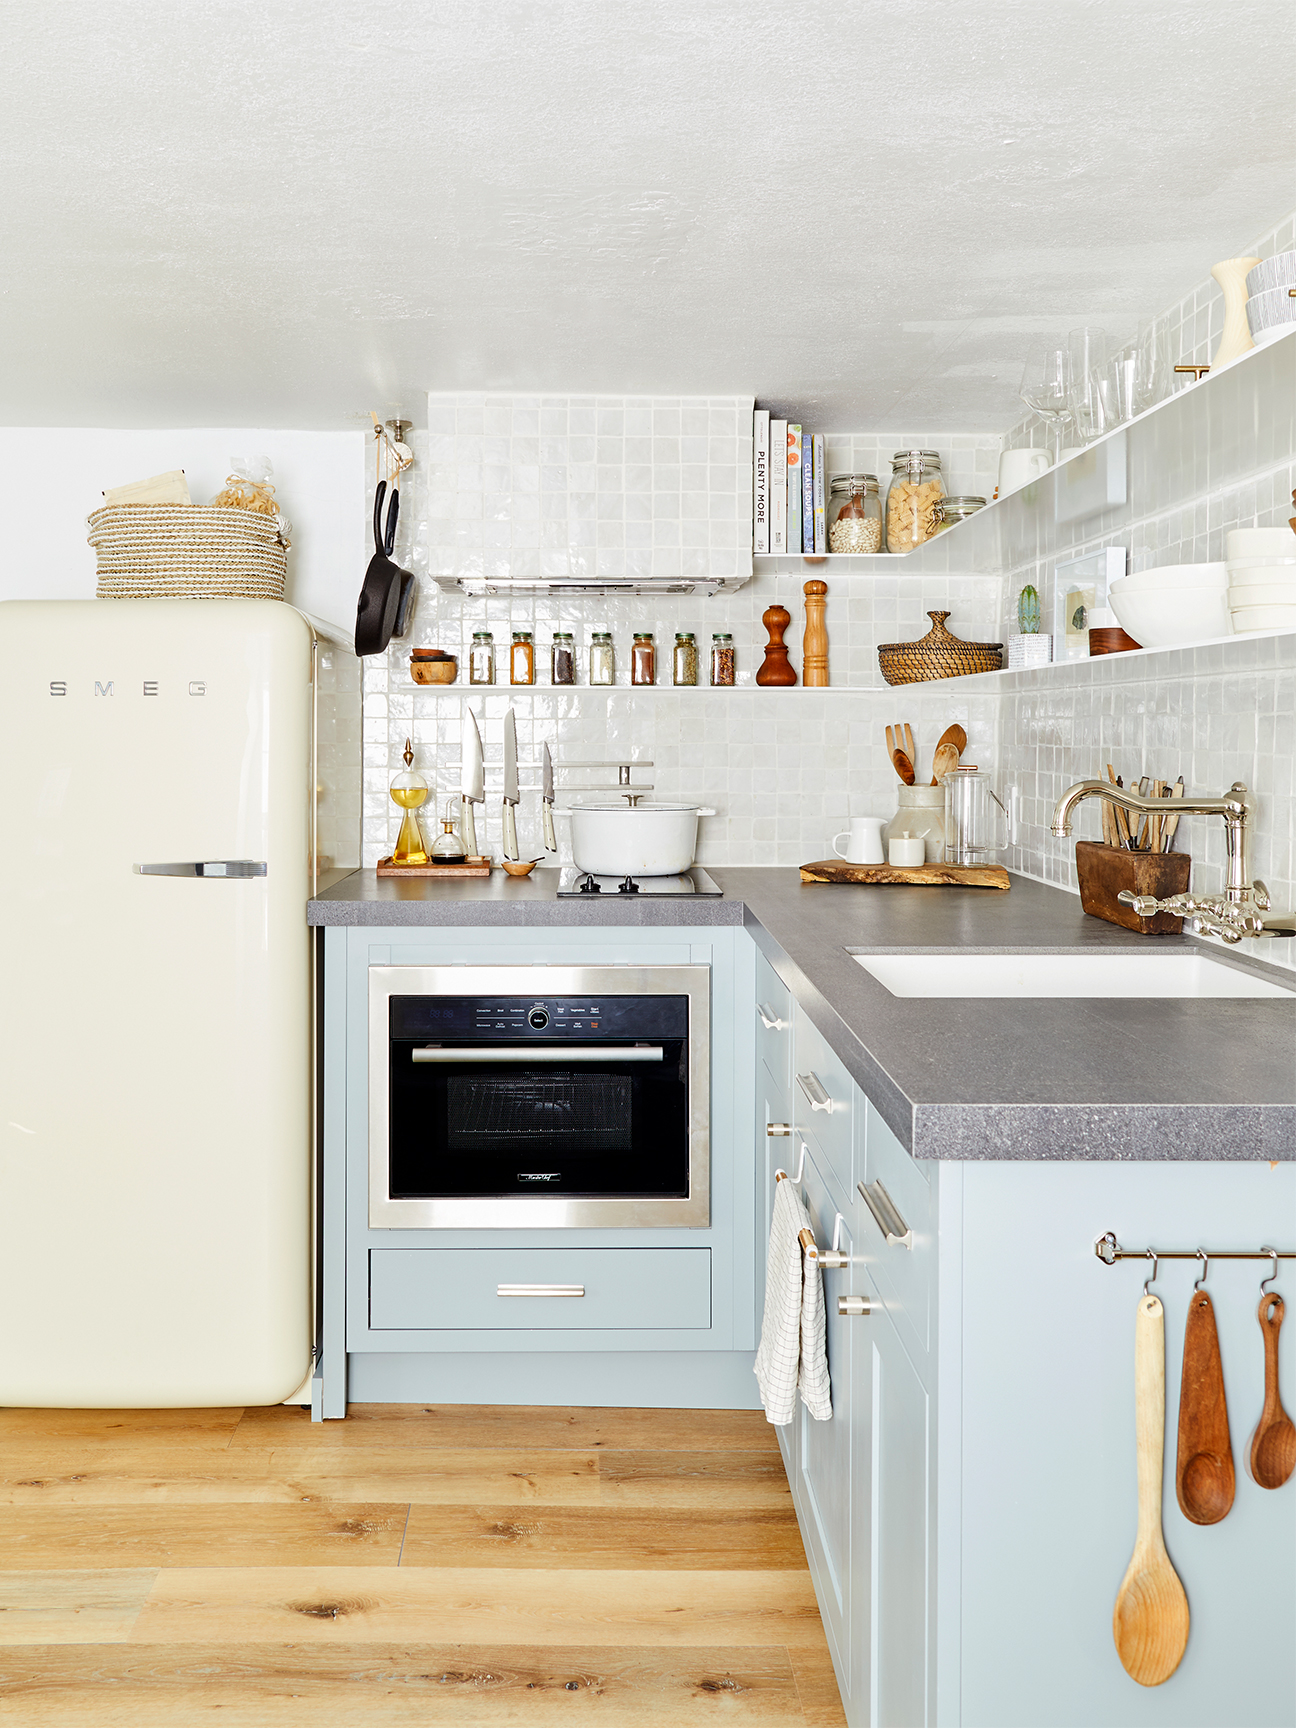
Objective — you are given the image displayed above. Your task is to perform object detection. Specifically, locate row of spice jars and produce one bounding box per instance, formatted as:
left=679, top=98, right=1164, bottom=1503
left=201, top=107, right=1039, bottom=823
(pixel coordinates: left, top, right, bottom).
left=827, top=455, right=984, bottom=555
left=468, top=629, right=735, bottom=687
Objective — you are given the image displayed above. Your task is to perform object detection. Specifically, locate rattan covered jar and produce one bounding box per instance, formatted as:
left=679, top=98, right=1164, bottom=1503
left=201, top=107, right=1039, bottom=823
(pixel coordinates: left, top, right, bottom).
left=877, top=610, right=1003, bottom=686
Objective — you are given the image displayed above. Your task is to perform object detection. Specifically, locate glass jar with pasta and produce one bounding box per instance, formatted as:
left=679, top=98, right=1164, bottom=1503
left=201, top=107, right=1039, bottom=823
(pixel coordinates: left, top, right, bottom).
left=884, top=451, right=945, bottom=553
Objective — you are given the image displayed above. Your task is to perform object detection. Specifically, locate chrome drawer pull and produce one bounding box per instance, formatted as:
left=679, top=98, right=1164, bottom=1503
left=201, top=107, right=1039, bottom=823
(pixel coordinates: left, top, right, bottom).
left=795, top=1071, right=833, bottom=1113
left=413, top=1046, right=662, bottom=1064
left=766, top=1122, right=792, bottom=1138
left=757, top=1002, right=787, bottom=1031
left=857, top=1179, right=913, bottom=1250
left=838, top=1294, right=875, bottom=1317
left=497, top=1283, right=585, bottom=1298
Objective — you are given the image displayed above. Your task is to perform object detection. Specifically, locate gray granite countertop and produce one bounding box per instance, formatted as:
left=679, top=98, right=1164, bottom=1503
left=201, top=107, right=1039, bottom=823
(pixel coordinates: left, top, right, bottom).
left=309, top=867, right=1296, bottom=1160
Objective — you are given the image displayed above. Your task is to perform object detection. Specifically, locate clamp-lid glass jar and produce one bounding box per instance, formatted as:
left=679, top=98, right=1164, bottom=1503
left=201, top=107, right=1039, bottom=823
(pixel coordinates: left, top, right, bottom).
left=885, top=451, right=945, bottom=553
left=935, top=495, right=986, bottom=534
left=827, top=475, right=883, bottom=554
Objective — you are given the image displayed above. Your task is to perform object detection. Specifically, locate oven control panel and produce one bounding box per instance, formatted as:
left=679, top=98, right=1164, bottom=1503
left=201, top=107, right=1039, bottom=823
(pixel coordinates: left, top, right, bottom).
left=390, top=995, right=688, bottom=1042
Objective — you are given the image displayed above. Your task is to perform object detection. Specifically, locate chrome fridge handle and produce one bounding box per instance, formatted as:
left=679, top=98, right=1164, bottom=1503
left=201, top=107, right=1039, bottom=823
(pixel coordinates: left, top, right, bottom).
left=134, top=860, right=267, bottom=878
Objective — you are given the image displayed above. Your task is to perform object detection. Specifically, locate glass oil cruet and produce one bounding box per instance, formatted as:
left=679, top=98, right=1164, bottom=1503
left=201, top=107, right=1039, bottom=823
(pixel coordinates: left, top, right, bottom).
left=389, top=737, right=430, bottom=866
left=430, top=798, right=466, bottom=864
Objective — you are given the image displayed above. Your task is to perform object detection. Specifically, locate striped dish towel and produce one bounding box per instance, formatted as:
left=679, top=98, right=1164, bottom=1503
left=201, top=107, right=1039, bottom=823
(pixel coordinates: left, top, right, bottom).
left=753, top=1169, right=832, bottom=1425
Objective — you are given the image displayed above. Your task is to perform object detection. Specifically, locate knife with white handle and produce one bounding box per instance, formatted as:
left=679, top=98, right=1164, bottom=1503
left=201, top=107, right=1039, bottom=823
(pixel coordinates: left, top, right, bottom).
left=502, top=709, right=520, bottom=861
left=542, top=742, right=557, bottom=854
left=461, top=709, right=484, bottom=859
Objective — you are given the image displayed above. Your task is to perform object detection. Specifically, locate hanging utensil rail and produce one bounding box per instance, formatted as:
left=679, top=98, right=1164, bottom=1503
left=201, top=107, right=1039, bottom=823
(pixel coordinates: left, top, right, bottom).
left=1095, top=1232, right=1292, bottom=1266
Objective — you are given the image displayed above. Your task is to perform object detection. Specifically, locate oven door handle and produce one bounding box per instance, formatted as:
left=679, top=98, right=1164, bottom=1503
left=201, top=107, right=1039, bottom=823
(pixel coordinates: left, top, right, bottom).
left=410, top=1046, right=664, bottom=1064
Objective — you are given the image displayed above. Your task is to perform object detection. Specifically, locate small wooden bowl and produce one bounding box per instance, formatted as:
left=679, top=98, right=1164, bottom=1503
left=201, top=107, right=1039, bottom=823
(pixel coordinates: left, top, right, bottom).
left=500, top=858, right=541, bottom=877
left=410, top=652, right=458, bottom=685
left=1089, top=627, right=1142, bottom=656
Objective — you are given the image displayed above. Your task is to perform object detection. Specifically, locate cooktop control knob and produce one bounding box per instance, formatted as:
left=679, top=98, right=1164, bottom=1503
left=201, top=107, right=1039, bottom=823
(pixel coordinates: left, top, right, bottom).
left=528, top=1007, right=550, bottom=1030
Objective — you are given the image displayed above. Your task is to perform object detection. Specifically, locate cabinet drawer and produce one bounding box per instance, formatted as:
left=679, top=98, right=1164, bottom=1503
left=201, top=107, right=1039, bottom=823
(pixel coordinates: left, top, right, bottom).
left=370, top=1247, right=712, bottom=1332
left=859, top=1101, right=935, bottom=1357
left=792, top=1006, right=855, bottom=1198
left=755, top=953, right=793, bottom=1088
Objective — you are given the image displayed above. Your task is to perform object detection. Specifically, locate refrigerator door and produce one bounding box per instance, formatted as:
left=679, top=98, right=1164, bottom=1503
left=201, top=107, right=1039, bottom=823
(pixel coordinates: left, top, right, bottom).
left=0, top=600, right=313, bottom=1406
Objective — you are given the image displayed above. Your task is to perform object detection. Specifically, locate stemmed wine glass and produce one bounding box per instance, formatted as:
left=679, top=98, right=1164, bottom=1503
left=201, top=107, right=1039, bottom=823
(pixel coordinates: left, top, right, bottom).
left=1018, top=343, right=1073, bottom=457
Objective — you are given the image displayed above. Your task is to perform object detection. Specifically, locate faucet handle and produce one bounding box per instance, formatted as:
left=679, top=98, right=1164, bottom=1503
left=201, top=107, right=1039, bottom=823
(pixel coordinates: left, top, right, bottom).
left=1117, top=891, right=1163, bottom=916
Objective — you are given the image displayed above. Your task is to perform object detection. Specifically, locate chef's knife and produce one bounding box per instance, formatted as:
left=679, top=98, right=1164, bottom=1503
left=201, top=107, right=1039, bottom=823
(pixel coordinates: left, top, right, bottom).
left=502, top=709, right=520, bottom=861
left=542, top=741, right=557, bottom=854
left=461, top=709, right=485, bottom=859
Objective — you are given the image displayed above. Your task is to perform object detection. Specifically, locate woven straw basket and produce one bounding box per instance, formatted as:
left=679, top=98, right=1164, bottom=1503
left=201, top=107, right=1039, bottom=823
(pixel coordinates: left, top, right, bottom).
left=87, top=505, right=287, bottom=601
left=878, top=610, right=1003, bottom=686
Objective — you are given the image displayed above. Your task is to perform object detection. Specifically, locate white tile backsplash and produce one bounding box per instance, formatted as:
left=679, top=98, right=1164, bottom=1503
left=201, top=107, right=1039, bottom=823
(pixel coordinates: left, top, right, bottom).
left=357, top=383, right=1295, bottom=940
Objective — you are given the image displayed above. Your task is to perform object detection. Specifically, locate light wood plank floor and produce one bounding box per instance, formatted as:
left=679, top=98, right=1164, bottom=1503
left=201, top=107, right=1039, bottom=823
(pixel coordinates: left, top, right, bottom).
left=0, top=1404, right=846, bottom=1725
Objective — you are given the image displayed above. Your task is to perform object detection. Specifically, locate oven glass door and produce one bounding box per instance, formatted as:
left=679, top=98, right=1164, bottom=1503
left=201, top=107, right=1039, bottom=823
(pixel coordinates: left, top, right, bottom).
left=389, top=995, right=689, bottom=1201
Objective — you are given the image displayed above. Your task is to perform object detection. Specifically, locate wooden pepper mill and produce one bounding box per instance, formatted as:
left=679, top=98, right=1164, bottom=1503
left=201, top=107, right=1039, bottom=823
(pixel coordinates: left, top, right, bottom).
left=802, top=580, right=829, bottom=686
left=756, top=604, right=797, bottom=686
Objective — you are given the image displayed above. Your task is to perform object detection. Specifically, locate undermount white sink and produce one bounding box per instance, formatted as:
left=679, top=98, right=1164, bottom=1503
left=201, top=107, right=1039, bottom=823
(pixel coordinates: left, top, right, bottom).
left=850, top=950, right=1295, bottom=999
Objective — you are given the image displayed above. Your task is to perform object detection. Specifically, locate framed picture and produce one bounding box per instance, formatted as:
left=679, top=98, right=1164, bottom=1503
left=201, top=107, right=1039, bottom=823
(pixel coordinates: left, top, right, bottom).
left=1053, top=547, right=1128, bottom=662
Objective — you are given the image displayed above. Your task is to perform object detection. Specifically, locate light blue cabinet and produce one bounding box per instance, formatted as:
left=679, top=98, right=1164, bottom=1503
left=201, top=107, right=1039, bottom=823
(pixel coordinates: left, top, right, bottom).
left=758, top=945, right=1295, bottom=1728
left=317, top=921, right=763, bottom=1416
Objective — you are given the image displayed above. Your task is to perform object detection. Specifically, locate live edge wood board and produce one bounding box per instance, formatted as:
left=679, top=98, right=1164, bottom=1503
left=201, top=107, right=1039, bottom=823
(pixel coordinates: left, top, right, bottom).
left=799, top=860, right=1011, bottom=889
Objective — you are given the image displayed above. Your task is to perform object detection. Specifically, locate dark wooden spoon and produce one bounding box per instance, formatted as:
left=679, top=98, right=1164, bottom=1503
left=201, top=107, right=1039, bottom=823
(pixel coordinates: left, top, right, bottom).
left=891, top=748, right=916, bottom=785
left=1175, top=1288, right=1234, bottom=1524
left=1250, top=1293, right=1296, bottom=1490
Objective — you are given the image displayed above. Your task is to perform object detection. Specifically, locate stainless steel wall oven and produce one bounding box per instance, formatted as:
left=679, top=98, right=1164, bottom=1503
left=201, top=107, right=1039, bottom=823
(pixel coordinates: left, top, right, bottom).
left=369, top=965, right=710, bottom=1228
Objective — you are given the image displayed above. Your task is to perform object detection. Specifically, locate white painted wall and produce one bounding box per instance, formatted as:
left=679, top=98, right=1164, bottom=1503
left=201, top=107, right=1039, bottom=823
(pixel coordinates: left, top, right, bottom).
left=0, top=428, right=366, bottom=635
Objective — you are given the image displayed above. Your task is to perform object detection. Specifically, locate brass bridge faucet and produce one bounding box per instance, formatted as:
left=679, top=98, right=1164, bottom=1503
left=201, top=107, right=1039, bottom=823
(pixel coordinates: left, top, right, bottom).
left=1050, top=779, right=1287, bottom=944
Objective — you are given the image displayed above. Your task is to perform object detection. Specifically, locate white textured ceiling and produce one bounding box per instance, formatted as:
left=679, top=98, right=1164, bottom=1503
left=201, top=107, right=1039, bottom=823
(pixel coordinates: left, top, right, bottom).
left=2, top=1, right=1294, bottom=431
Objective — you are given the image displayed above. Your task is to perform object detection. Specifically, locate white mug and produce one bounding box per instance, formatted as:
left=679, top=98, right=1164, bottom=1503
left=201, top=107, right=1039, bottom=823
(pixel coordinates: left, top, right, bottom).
left=832, top=816, right=886, bottom=865
left=997, top=447, right=1051, bottom=495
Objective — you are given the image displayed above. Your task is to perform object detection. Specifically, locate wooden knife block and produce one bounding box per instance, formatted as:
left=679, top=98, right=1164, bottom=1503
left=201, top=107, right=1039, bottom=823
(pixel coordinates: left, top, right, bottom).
left=1075, top=841, right=1191, bottom=934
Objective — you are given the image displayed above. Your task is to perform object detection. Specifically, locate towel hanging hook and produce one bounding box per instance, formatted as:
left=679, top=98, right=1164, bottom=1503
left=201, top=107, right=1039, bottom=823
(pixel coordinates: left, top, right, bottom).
left=774, top=1142, right=808, bottom=1186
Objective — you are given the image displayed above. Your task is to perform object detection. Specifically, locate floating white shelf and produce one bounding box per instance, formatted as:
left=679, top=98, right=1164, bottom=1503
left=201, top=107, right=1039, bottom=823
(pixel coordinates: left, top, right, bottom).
left=754, top=329, right=1296, bottom=578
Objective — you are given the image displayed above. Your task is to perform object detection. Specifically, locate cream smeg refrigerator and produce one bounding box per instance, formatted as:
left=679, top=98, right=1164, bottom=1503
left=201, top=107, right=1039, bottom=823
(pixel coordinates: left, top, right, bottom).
left=0, top=600, right=314, bottom=1406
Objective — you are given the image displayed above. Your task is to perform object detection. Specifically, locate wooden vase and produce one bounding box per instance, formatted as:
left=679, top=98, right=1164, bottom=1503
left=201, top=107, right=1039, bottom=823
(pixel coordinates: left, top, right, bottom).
left=756, top=604, right=797, bottom=686
left=802, top=580, right=828, bottom=686
left=1211, top=256, right=1261, bottom=367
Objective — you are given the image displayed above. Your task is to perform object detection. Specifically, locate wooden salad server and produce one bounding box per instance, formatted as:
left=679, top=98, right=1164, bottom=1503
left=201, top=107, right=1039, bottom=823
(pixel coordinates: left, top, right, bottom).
left=1249, top=1291, right=1296, bottom=1489
left=1175, top=1281, right=1234, bottom=1525
left=1113, top=1291, right=1190, bottom=1687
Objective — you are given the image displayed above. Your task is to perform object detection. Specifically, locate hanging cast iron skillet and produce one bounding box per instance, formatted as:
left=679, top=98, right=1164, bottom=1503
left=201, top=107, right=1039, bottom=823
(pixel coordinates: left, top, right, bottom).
left=354, top=480, right=418, bottom=656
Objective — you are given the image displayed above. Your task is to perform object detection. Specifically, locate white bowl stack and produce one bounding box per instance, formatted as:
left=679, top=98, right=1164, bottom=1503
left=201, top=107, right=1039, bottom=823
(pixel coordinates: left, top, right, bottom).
left=1107, top=563, right=1229, bottom=648
left=1225, top=528, right=1296, bottom=632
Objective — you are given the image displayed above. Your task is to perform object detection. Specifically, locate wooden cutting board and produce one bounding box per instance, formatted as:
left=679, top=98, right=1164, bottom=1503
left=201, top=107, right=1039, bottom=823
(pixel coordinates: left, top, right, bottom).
left=799, top=860, right=1010, bottom=890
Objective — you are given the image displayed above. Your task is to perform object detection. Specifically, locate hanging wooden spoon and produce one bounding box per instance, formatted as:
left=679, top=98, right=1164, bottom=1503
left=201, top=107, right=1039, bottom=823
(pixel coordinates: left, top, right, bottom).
left=1113, top=1292, right=1190, bottom=1687
left=1249, top=1292, right=1296, bottom=1489
left=932, top=722, right=967, bottom=761
left=1175, top=1284, right=1234, bottom=1524
left=892, top=748, right=916, bottom=786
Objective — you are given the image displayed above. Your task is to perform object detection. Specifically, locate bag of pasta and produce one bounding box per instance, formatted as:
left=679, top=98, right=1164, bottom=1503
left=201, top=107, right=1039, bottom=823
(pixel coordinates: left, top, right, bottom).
left=211, top=454, right=292, bottom=547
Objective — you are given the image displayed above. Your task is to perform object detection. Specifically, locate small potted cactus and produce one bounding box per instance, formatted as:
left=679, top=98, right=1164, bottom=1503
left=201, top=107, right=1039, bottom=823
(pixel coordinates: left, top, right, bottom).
left=1009, top=583, right=1052, bottom=668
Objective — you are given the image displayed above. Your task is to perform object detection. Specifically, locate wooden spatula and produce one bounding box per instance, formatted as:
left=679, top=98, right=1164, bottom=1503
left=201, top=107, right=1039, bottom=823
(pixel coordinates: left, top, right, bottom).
left=1249, top=1293, right=1296, bottom=1489
left=1175, top=1286, right=1234, bottom=1524
left=1113, top=1292, right=1190, bottom=1686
